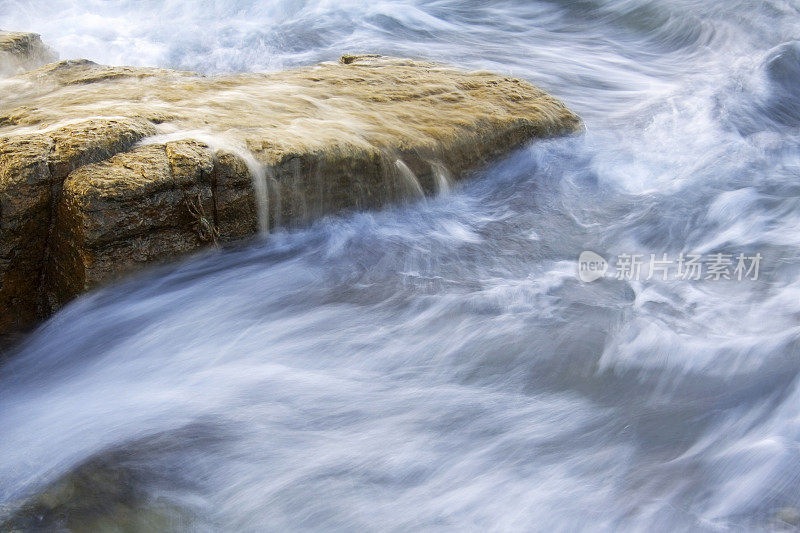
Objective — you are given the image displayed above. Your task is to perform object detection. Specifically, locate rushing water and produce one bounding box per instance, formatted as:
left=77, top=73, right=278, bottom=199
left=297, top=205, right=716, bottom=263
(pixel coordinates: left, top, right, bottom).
left=2, top=0, right=800, bottom=531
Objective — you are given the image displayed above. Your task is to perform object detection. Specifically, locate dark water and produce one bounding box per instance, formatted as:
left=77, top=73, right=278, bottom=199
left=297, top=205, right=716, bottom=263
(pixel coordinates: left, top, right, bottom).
left=2, top=0, right=800, bottom=530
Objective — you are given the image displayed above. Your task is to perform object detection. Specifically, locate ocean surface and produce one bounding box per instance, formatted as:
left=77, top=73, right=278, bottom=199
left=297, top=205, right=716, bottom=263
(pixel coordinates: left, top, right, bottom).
left=2, top=0, right=800, bottom=531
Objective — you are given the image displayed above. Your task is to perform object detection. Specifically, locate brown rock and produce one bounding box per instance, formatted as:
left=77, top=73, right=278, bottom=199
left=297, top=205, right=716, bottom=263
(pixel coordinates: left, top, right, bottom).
left=0, top=31, right=57, bottom=77
left=0, top=53, right=581, bottom=334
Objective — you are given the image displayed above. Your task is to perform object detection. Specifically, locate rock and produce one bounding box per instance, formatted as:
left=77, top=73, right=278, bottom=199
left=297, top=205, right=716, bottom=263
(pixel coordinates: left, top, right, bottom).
left=0, top=31, right=57, bottom=76
left=0, top=453, right=189, bottom=532
left=777, top=506, right=800, bottom=527
left=1, top=118, right=158, bottom=333
left=0, top=53, right=581, bottom=334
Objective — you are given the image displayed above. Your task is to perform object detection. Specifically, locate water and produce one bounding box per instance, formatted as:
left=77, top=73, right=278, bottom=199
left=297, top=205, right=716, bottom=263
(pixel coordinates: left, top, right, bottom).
left=2, top=0, right=800, bottom=530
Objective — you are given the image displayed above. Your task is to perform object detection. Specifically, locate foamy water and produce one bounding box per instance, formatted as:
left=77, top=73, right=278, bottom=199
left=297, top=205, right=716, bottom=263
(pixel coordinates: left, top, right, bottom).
left=2, top=0, right=800, bottom=530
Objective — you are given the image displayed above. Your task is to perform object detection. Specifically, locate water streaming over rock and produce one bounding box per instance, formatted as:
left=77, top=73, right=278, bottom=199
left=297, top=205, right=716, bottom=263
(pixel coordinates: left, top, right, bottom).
left=139, top=129, right=275, bottom=235
left=430, top=160, right=453, bottom=196
left=394, top=159, right=426, bottom=200
left=2, top=0, right=800, bottom=530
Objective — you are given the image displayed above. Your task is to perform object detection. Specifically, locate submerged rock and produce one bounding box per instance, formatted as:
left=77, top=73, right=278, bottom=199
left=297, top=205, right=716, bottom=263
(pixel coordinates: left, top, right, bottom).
left=776, top=506, right=800, bottom=527
left=0, top=31, right=56, bottom=77
left=0, top=453, right=190, bottom=532
left=0, top=53, right=581, bottom=334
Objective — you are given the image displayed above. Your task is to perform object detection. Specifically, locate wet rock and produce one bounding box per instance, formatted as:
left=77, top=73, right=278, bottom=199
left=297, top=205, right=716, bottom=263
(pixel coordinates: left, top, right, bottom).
left=777, top=506, right=800, bottom=527
left=0, top=31, right=56, bottom=76
left=0, top=53, right=581, bottom=334
left=719, top=40, right=800, bottom=135
left=0, top=456, right=186, bottom=532
left=0, top=118, right=157, bottom=333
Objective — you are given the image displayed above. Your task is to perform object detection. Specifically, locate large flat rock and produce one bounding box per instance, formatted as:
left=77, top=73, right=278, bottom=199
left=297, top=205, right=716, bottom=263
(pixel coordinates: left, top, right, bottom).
left=0, top=54, right=581, bottom=334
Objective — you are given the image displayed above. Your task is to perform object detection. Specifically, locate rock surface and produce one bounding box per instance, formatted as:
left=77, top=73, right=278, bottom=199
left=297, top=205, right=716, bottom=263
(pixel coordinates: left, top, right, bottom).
left=0, top=442, right=194, bottom=531
left=0, top=31, right=56, bottom=77
left=0, top=53, right=581, bottom=334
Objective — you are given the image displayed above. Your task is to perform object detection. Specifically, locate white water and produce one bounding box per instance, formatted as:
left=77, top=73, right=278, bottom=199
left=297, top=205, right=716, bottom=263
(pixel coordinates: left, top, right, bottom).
left=2, top=1, right=800, bottom=531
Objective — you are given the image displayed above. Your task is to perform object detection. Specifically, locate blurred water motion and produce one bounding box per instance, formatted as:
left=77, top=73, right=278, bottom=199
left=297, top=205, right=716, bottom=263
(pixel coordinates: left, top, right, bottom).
left=2, top=0, right=800, bottom=530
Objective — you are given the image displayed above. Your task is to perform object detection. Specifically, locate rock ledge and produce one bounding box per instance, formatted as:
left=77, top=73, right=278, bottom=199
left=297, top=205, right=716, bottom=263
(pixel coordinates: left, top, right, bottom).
left=0, top=53, right=581, bottom=334
left=0, top=31, right=56, bottom=76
